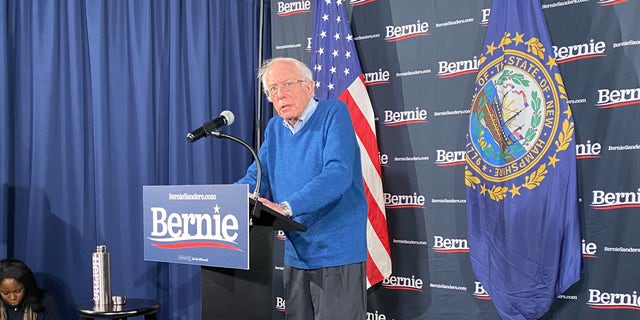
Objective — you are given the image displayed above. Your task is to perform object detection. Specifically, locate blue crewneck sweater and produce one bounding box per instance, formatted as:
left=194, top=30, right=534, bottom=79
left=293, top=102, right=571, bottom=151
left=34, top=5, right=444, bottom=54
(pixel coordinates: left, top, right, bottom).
left=238, top=99, right=367, bottom=269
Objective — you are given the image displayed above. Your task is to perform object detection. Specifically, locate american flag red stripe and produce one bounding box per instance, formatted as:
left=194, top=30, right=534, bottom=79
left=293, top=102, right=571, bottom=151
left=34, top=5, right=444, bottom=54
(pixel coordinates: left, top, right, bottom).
left=340, top=78, right=391, bottom=287
left=338, top=76, right=381, bottom=177
left=310, top=0, right=391, bottom=287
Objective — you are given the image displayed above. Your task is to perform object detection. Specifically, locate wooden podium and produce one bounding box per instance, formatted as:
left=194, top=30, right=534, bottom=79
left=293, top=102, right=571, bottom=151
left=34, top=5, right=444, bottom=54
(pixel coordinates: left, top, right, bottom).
left=201, top=198, right=306, bottom=320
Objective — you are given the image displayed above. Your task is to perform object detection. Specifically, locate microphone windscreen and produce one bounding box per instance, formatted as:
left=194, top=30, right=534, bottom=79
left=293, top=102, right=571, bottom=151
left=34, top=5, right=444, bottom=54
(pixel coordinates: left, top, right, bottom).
left=221, top=110, right=235, bottom=126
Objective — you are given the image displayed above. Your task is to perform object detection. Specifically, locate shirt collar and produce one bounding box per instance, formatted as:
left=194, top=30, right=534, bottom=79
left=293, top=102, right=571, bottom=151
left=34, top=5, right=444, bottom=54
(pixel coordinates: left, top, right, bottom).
left=282, top=98, right=318, bottom=134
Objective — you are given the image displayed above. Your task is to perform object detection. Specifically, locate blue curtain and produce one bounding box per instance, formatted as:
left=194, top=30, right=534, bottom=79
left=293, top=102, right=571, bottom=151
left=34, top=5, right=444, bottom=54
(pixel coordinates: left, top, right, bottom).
left=1, top=1, right=269, bottom=319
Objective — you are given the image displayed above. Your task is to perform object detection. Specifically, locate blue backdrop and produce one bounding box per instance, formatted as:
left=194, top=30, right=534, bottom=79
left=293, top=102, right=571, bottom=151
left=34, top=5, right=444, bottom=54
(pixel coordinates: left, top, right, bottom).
left=1, top=1, right=270, bottom=319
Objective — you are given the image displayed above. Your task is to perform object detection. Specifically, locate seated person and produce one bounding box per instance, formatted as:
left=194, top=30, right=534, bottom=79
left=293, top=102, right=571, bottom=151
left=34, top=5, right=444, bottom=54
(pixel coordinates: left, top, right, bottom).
left=0, top=258, right=60, bottom=320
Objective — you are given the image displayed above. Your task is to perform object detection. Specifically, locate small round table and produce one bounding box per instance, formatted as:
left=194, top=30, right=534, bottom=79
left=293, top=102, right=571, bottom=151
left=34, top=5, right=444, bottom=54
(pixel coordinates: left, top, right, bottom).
left=76, top=298, right=160, bottom=320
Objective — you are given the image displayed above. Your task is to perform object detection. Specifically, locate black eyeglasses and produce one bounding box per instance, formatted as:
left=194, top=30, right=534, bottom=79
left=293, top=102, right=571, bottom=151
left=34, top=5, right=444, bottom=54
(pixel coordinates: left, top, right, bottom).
left=265, top=80, right=307, bottom=97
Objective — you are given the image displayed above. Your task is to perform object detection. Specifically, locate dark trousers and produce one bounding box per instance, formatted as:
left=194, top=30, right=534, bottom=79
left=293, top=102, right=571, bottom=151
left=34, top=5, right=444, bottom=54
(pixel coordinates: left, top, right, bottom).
left=283, top=262, right=366, bottom=320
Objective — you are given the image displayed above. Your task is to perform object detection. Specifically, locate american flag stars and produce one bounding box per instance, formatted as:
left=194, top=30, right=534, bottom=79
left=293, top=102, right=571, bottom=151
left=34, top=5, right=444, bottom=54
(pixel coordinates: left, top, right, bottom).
left=311, top=0, right=392, bottom=286
left=312, top=0, right=357, bottom=95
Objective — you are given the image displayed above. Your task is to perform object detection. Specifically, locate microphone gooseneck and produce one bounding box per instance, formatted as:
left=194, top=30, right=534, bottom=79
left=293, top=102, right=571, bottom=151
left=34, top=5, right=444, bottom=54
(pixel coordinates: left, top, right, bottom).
left=211, top=131, right=263, bottom=218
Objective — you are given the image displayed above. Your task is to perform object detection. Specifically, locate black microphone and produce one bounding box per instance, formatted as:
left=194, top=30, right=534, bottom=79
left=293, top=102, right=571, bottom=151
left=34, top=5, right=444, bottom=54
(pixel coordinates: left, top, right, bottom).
left=186, top=110, right=235, bottom=143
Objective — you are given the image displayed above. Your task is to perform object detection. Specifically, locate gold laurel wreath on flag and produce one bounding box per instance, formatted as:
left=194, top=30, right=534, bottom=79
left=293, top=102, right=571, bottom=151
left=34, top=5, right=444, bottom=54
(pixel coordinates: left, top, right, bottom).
left=465, top=35, right=574, bottom=201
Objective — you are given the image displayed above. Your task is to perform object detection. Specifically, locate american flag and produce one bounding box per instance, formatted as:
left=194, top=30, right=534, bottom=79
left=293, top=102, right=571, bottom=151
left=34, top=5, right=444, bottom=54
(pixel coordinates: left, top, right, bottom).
left=310, top=0, right=391, bottom=288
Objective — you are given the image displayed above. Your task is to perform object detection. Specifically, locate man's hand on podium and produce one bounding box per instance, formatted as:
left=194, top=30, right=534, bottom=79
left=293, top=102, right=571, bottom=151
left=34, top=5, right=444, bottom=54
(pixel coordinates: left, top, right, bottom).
left=249, top=193, right=286, bottom=216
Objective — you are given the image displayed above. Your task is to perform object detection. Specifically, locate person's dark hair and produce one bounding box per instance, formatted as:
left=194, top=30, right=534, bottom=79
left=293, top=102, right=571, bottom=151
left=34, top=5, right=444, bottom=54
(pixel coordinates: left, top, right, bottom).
left=0, top=258, right=46, bottom=313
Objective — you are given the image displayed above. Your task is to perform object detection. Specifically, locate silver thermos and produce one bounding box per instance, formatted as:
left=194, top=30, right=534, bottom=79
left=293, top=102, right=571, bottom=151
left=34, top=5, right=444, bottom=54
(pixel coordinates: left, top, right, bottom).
left=92, top=245, right=112, bottom=305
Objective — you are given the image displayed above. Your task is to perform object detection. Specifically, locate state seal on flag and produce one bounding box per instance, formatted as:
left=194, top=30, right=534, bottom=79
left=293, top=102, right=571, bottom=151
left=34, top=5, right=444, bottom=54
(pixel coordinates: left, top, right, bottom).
left=465, top=32, right=574, bottom=201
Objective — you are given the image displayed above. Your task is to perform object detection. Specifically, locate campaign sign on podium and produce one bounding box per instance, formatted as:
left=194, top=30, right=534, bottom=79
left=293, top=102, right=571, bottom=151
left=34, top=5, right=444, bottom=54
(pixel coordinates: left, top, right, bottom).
left=142, top=184, right=249, bottom=269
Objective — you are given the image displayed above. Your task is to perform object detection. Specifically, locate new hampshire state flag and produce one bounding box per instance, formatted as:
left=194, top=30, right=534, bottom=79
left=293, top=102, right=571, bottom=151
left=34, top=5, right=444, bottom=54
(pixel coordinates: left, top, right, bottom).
left=465, top=0, right=582, bottom=319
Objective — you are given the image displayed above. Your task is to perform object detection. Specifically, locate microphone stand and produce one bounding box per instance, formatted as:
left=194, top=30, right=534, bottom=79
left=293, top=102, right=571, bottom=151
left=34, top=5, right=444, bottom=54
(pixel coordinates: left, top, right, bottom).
left=210, top=131, right=263, bottom=221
